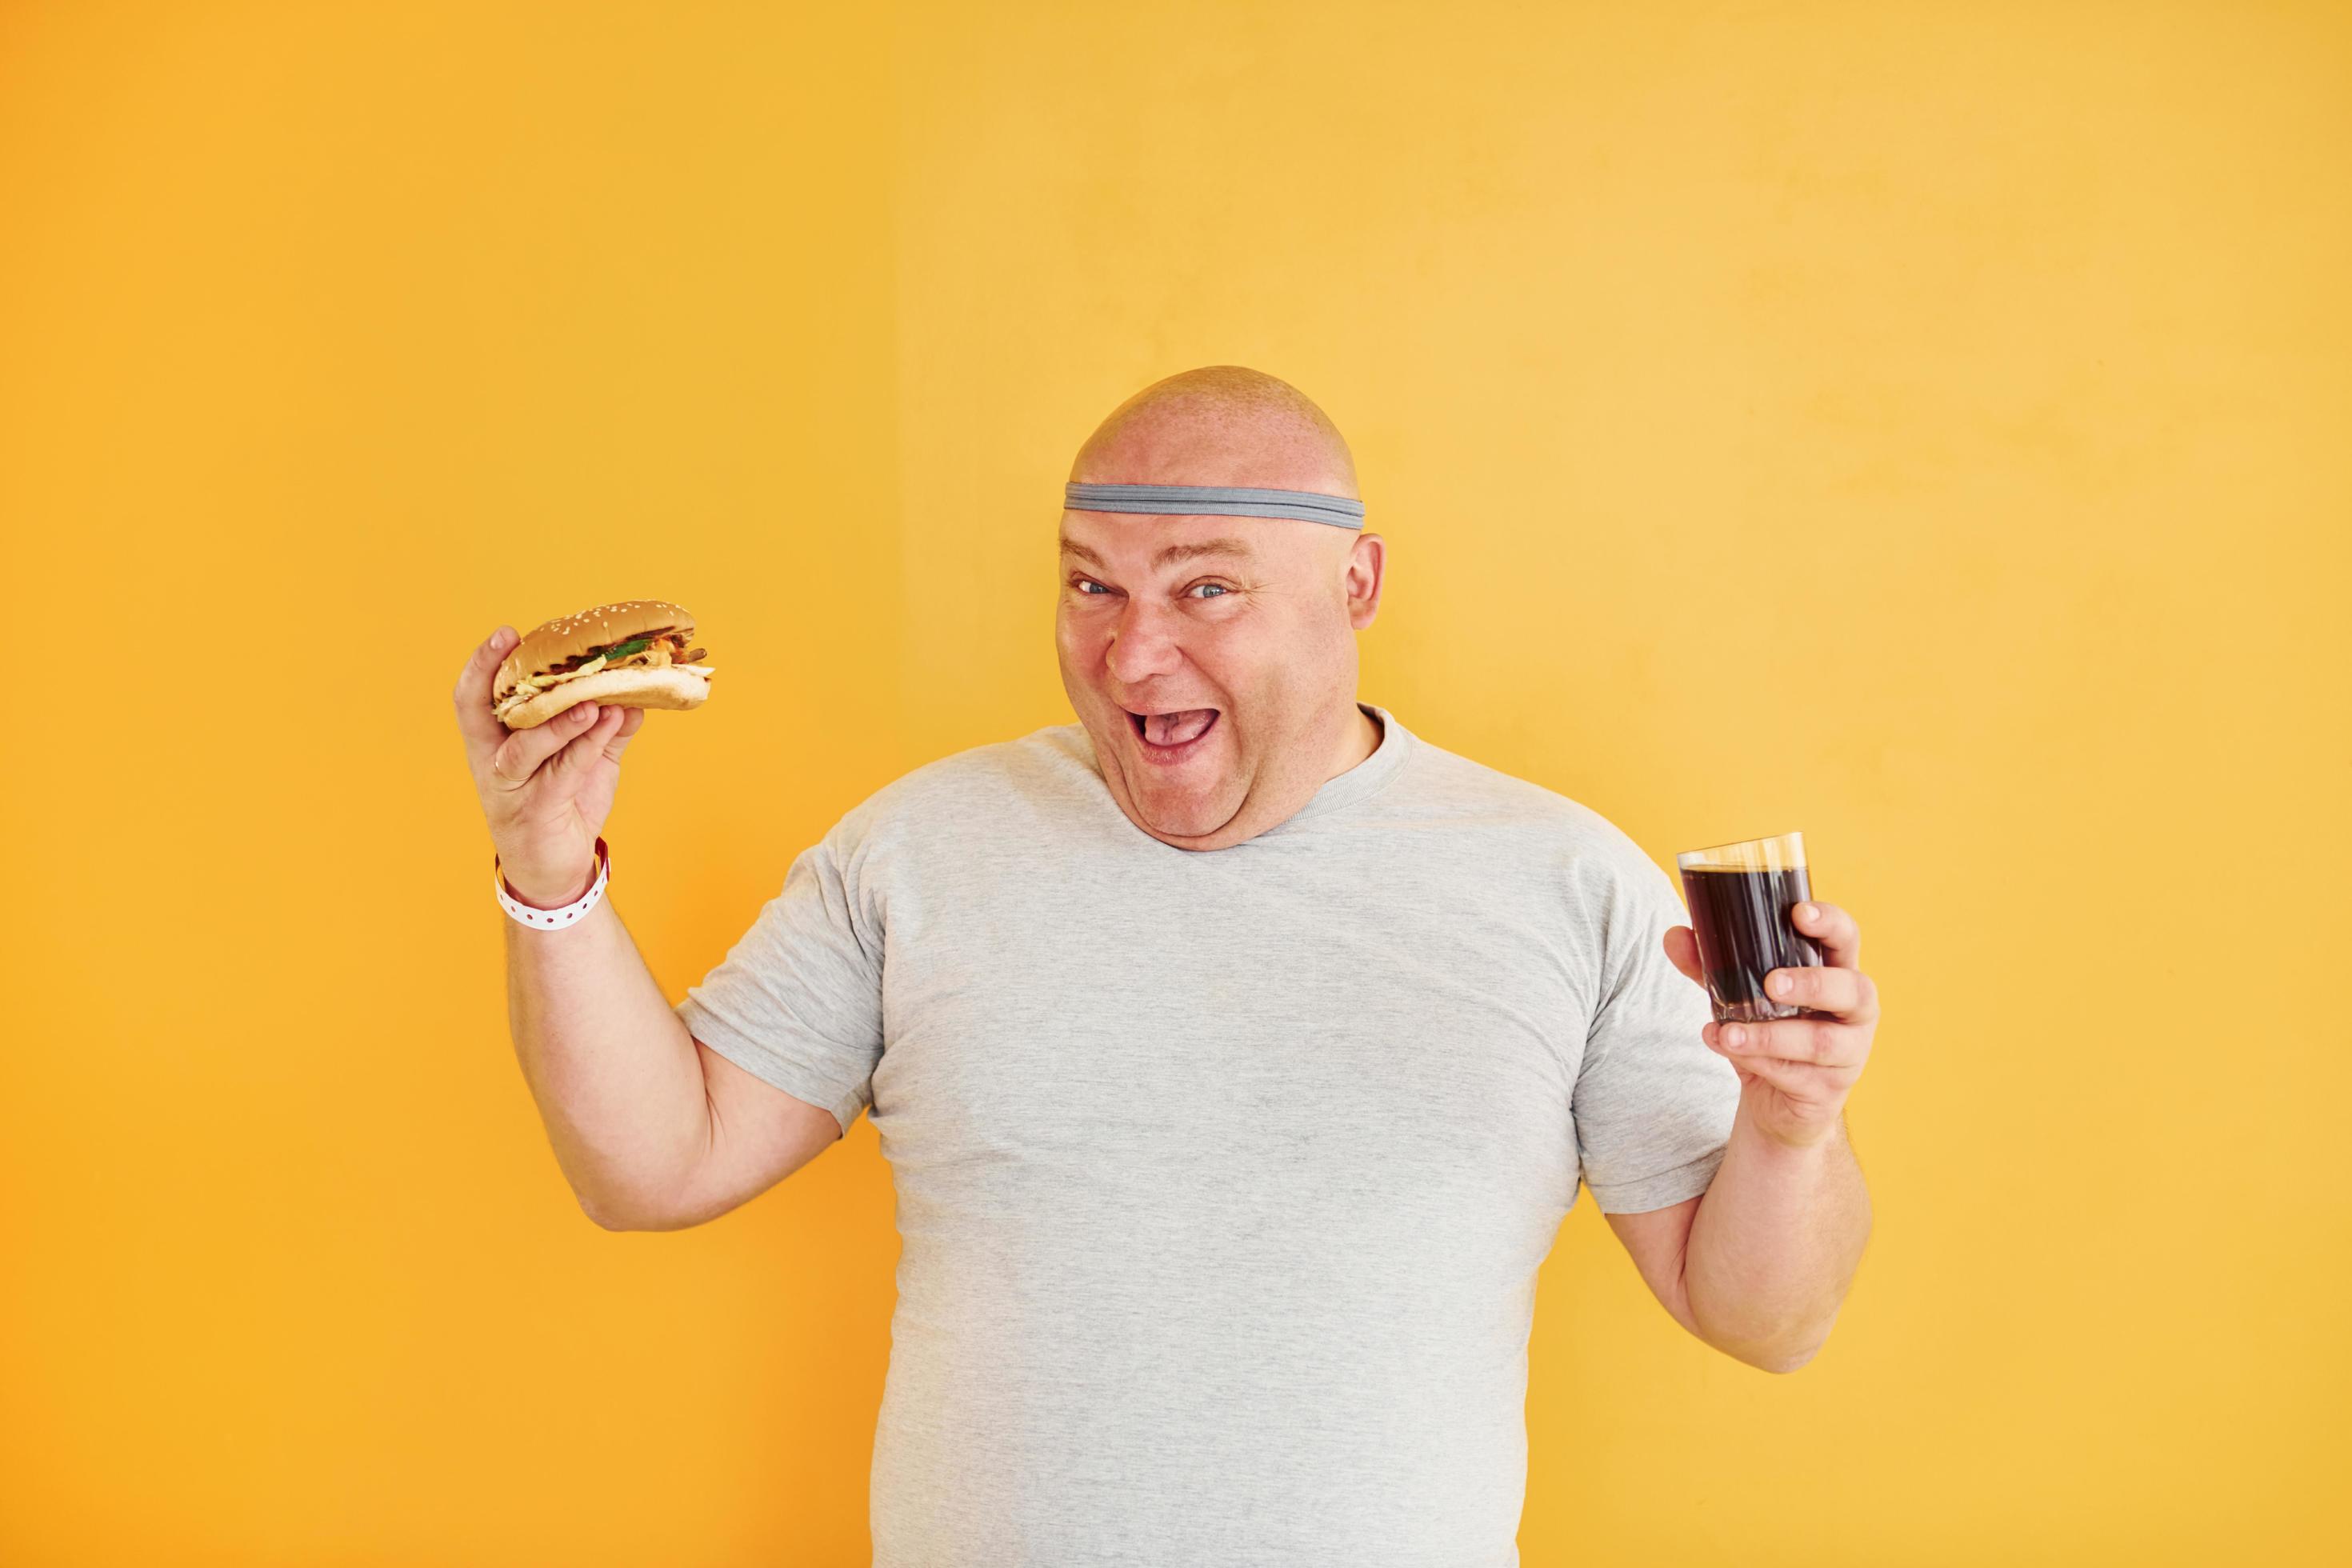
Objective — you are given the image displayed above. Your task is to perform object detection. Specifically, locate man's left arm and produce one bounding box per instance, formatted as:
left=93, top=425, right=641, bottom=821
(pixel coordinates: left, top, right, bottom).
left=1603, top=898, right=1878, bottom=1373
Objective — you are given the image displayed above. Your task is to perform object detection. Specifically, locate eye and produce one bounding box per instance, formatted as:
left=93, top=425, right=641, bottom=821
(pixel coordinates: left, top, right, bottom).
left=1068, top=576, right=1231, bottom=599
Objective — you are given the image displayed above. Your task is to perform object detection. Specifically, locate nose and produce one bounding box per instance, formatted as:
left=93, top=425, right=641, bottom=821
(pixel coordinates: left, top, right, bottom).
left=1104, top=594, right=1183, bottom=686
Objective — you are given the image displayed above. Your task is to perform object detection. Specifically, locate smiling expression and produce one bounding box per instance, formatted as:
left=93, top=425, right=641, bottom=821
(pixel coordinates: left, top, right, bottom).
left=1050, top=367, right=1387, bottom=851
left=1055, top=503, right=1384, bottom=850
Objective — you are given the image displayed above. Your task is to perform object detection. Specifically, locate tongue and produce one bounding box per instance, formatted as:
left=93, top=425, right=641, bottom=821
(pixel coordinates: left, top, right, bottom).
left=1145, top=709, right=1214, bottom=747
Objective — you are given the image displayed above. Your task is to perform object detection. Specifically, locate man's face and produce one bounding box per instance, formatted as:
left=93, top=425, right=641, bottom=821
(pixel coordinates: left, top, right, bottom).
left=1055, top=508, right=1379, bottom=851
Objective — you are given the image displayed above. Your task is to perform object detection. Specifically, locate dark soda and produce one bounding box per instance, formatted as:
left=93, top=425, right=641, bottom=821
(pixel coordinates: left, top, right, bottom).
left=1678, top=863, right=1822, bottom=1023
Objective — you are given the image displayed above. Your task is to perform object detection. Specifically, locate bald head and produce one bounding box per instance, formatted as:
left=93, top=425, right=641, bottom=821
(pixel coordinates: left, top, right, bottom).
left=1054, top=364, right=1386, bottom=853
left=1068, top=365, right=1358, bottom=500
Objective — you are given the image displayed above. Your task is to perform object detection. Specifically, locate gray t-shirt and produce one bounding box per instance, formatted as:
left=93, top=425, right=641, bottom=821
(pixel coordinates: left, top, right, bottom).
left=674, top=702, right=1738, bottom=1567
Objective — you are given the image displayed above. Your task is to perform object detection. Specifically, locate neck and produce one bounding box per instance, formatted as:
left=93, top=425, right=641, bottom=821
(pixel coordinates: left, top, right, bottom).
left=1326, top=702, right=1380, bottom=782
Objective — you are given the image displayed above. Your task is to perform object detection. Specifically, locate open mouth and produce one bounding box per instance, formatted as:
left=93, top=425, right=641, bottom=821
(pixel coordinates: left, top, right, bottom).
left=1124, top=706, right=1220, bottom=755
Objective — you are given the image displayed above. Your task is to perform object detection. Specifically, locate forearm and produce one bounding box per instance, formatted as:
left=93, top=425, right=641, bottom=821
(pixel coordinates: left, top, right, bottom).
left=1682, top=1106, right=1872, bottom=1371
left=504, top=886, right=709, bottom=1226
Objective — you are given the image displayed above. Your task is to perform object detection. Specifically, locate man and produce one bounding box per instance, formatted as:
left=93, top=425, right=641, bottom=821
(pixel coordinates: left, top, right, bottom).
left=454, top=365, right=1878, bottom=1566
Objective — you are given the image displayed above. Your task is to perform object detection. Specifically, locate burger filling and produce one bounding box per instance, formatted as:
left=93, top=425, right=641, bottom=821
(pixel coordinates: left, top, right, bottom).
left=494, top=629, right=714, bottom=723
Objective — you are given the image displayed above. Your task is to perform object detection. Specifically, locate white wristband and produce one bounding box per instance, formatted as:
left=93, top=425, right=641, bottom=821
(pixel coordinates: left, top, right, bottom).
left=494, top=837, right=610, bottom=929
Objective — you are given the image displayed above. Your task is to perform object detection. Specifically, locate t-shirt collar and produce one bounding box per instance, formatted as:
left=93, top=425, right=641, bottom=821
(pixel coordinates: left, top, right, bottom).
left=1252, top=701, right=1414, bottom=837
left=1072, top=701, right=1416, bottom=842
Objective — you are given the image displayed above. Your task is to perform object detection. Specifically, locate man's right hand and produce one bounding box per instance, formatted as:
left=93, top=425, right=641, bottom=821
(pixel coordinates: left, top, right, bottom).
left=453, top=626, right=649, bottom=906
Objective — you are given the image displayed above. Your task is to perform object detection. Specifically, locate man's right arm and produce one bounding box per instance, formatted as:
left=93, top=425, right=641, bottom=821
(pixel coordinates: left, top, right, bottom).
left=453, top=626, right=843, bottom=1230
left=504, top=874, right=842, bottom=1231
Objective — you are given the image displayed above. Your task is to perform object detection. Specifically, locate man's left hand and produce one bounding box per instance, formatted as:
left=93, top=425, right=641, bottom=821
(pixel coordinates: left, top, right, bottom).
left=1664, top=900, right=1878, bottom=1151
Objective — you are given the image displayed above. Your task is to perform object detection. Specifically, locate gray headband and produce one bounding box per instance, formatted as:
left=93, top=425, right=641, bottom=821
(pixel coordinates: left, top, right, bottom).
left=1063, top=482, right=1365, bottom=530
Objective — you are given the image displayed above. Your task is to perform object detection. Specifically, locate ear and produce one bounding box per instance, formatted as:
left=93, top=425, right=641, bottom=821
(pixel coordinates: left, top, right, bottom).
left=1343, top=531, right=1386, bottom=629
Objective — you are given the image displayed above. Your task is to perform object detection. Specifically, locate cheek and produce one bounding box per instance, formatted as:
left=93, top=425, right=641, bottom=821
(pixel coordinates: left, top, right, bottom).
left=1056, top=620, right=1122, bottom=697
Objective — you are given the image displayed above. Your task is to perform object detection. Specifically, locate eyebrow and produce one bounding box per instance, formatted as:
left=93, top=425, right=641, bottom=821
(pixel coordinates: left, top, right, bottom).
left=1058, top=534, right=1257, bottom=571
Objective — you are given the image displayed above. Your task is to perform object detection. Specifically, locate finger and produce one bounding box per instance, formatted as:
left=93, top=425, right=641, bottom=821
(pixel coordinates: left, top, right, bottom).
left=544, top=702, right=629, bottom=792
left=1714, top=1048, right=1850, bottom=1104
left=452, top=626, right=522, bottom=754
left=1662, top=926, right=1703, bottom=986
left=1762, top=962, right=1878, bottom=1022
left=1793, top=898, right=1859, bottom=969
left=602, top=705, right=647, bottom=759
left=488, top=699, right=610, bottom=790
left=1709, top=1015, right=1870, bottom=1070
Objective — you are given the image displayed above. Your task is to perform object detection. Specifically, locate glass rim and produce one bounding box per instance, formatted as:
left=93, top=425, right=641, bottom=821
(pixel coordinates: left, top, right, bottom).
left=1675, top=830, right=1805, bottom=870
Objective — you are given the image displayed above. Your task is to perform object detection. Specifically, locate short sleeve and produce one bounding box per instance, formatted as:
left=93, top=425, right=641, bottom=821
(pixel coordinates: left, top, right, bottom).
left=1570, top=846, right=1742, bottom=1213
left=674, top=812, right=885, bottom=1138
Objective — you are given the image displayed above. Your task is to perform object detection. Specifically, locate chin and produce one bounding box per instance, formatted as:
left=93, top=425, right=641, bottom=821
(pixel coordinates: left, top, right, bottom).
left=1130, top=794, right=1232, bottom=841
left=1115, top=764, right=1242, bottom=842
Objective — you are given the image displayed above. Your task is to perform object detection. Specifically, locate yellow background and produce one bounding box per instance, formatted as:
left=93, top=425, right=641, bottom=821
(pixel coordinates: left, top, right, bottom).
left=5, top=1, right=2346, bottom=1561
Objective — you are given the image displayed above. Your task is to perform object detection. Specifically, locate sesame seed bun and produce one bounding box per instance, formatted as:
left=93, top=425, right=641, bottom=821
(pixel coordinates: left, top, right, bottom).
left=493, top=598, right=711, bottom=730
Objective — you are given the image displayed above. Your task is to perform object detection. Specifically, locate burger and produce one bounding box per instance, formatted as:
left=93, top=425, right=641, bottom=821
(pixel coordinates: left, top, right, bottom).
left=493, top=598, right=715, bottom=730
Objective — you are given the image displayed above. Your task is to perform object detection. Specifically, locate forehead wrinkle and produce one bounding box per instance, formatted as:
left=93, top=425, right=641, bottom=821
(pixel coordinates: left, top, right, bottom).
left=1059, top=531, right=1258, bottom=572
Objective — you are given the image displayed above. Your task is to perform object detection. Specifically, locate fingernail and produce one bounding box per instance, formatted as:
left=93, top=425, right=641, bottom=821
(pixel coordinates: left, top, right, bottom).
left=1770, top=972, right=1791, bottom=997
left=1724, top=1026, right=1745, bottom=1049
left=1797, top=902, right=1815, bottom=922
